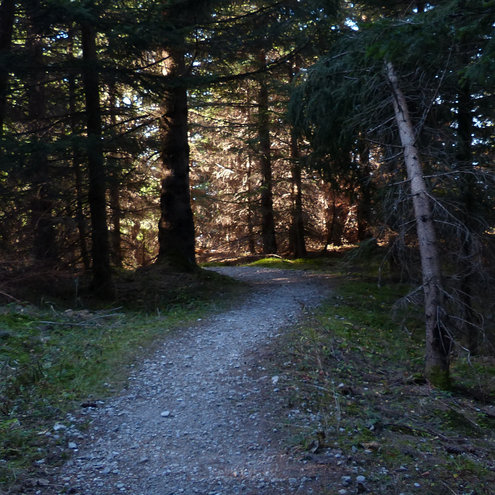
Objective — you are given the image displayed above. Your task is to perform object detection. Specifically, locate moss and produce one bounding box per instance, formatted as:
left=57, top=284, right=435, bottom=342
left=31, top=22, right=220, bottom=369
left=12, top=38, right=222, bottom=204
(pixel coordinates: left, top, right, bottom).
left=426, top=365, right=451, bottom=390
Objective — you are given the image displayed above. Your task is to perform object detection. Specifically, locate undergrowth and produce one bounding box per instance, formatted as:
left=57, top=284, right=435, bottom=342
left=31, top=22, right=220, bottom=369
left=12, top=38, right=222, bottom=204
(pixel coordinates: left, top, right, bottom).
left=279, top=277, right=495, bottom=494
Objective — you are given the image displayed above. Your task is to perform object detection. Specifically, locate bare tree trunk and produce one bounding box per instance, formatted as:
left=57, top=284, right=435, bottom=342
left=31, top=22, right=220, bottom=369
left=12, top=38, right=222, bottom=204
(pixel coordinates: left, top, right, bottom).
left=0, top=0, right=14, bottom=137
left=387, top=62, right=451, bottom=387
left=81, top=20, right=114, bottom=298
left=158, top=44, right=196, bottom=271
left=257, top=50, right=277, bottom=254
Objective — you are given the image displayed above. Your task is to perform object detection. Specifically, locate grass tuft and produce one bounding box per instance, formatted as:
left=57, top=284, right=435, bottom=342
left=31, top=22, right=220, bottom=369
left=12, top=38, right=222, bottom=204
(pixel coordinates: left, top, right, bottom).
left=276, top=276, right=495, bottom=494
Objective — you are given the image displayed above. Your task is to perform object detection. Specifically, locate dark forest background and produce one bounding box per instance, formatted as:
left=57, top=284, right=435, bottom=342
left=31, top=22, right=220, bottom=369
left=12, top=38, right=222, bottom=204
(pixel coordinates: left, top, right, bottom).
left=0, top=0, right=494, bottom=384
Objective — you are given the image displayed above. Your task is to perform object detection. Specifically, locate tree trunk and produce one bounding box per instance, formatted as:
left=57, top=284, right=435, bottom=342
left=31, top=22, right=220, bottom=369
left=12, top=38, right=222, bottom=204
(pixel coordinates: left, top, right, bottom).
left=387, top=61, right=451, bottom=387
left=26, top=6, right=56, bottom=263
left=81, top=20, right=114, bottom=298
left=287, top=62, right=306, bottom=257
left=68, top=28, right=90, bottom=270
left=356, top=138, right=372, bottom=241
left=158, top=45, right=196, bottom=271
left=246, top=154, right=256, bottom=255
left=0, top=0, right=15, bottom=136
left=289, top=129, right=307, bottom=257
left=108, top=80, right=123, bottom=268
left=257, top=50, right=277, bottom=254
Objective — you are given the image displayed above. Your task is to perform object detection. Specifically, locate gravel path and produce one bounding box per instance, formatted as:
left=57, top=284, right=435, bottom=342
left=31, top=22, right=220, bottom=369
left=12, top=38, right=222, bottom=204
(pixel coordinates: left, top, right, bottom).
left=50, top=267, right=334, bottom=495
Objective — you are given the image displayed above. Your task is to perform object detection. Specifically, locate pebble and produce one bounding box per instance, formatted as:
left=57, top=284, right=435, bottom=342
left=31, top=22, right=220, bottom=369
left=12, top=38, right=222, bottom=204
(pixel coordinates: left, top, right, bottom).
left=45, top=268, right=334, bottom=495
left=341, top=476, right=352, bottom=485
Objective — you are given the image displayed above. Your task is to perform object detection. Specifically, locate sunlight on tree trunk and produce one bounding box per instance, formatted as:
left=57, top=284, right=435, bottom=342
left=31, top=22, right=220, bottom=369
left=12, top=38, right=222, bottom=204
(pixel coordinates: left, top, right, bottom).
left=386, top=61, right=452, bottom=388
left=257, top=50, right=277, bottom=254
left=158, top=46, right=196, bottom=271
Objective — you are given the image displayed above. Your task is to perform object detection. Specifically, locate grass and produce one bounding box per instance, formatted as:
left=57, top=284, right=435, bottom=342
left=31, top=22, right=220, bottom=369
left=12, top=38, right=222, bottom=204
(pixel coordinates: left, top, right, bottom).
left=275, top=274, right=495, bottom=494
left=0, top=265, right=245, bottom=493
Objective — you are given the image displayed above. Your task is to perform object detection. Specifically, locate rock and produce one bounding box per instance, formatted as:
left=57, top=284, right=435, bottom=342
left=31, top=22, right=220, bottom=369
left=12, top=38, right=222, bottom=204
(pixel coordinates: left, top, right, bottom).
left=341, top=476, right=352, bottom=485
left=356, top=475, right=366, bottom=483
left=160, top=410, right=171, bottom=418
left=68, top=442, right=77, bottom=449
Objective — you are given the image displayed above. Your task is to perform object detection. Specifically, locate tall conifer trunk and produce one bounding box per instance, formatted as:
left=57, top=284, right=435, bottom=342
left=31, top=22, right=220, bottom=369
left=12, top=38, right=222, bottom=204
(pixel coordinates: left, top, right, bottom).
left=68, top=28, right=90, bottom=270
left=387, top=62, right=451, bottom=387
left=289, top=129, right=306, bottom=257
left=81, top=20, right=114, bottom=297
left=108, top=80, right=123, bottom=268
left=27, top=4, right=56, bottom=263
left=288, top=62, right=306, bottom=257
left=257, top=50, right=277, bottom=254
left=158, top=44, right=196, bottom=270
left=0, top=0, right=14, bottom=136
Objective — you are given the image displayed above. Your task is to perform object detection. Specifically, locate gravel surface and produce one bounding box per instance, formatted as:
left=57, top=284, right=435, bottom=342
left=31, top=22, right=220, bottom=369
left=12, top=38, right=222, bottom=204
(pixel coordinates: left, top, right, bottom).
left=48, top=266, right=336, bottom=495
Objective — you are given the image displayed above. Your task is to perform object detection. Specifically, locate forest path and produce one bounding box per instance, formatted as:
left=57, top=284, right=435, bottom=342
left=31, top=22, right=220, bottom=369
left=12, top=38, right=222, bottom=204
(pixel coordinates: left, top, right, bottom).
left=51, top=266, right=335, bottom=495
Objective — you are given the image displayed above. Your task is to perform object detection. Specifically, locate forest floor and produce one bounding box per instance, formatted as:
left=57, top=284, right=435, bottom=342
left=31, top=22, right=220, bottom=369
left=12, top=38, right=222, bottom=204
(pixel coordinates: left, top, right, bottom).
left=1, top=258, right=495, bottom=494
left=38, top=266, right=340, bottom=495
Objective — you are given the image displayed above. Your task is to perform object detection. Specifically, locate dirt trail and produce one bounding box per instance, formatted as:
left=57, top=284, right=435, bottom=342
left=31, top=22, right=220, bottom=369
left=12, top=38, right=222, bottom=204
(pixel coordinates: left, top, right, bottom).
left=49, top=267, right=334, bottom=495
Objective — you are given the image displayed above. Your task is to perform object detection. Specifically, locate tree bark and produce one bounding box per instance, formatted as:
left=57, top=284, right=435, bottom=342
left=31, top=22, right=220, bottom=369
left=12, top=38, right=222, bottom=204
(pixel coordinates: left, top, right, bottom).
left=158, top=45, right=196, bottom=271
left=387, top=61, right=451, bottom=387
left=81, top=20, right=114, bottom=297
left=257, top=50, right=277, bottom=254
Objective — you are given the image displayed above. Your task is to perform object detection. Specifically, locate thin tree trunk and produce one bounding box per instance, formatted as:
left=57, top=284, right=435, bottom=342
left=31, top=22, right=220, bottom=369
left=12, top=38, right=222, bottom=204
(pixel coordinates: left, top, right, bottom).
left=457, top=77, right=479, bottom=353
left=0, top=0, right=14, bottom=137
left=26, top=6, right=56, bottom=263
left=246, top=155, right=256, bottom=254
left=257, top=50, right=277, bottom=254
left=158, top=45, right=196, bottom=270
left=68, top=28, right=90, bottom=270
left=288, top=62, right=306, bottom=257
left=289, top=129, right=307, bottom=257
left=108, top=80, right=123, bottom=268
left=357, top=138, right=372, bottom=241
left=387, top=61, right=451, bottom=387
left=81, top=20, right=114, bottom=297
